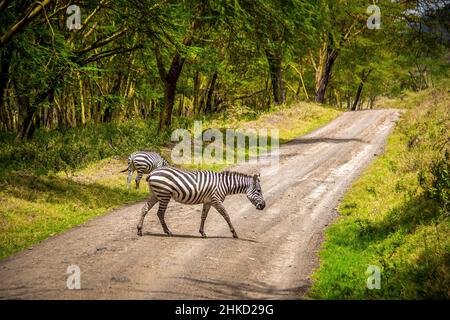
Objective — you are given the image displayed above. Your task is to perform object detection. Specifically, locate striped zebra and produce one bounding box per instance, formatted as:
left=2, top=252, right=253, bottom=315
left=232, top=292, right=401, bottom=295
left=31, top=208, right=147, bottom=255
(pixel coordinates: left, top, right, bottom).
left=137, top=166, right=266, bottom=238
left=121, top=151, right=169, bottom=189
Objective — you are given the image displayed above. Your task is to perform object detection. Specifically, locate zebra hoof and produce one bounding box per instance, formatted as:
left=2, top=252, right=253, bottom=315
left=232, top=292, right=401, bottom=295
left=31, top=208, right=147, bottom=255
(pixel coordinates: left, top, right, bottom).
left=232, top=233, right=239, bottom=239
left=137, top=228, right=142, bottom=236
left=200, top=231, right=207, bottom=238
left=165, top=231, right=173, bottom=237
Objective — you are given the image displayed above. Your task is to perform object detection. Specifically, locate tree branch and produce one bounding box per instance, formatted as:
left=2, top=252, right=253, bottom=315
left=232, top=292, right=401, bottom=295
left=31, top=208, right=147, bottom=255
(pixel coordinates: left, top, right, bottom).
left=76, top=28, right=128, bottom=55
left=77, top=44, right=143, bottom=66
left=0, top=0, right=52, bottom=47
left=67, top=0, right=111, bottom=45
left=153, top=42, right=167, bottom=82
left=0, top=0, right=13, bottom=14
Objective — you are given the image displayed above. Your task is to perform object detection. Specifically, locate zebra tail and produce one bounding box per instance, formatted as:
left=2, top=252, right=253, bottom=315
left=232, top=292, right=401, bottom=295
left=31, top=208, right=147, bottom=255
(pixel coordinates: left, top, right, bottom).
left=120, top=156, right=132, bottom=173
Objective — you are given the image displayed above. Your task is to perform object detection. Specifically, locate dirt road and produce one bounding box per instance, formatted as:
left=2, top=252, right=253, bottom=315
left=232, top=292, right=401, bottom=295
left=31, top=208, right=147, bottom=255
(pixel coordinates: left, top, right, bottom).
left=0, top=109, right=400, bottom=299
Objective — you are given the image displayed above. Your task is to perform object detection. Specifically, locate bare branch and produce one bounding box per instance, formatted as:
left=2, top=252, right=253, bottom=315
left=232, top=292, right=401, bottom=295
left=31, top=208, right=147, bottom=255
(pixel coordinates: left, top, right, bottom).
left=76, top=28, right=128, bottom=55
left=77, top=45, right=143, bottom=66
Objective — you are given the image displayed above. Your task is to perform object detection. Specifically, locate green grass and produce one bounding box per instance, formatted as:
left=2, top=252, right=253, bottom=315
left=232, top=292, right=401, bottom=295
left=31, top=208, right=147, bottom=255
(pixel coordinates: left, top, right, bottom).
left=0, top=101, right=341, bottom=259
left=0, top=168, right=147, bottom=259
left=310, top=85, right=449, bottom=299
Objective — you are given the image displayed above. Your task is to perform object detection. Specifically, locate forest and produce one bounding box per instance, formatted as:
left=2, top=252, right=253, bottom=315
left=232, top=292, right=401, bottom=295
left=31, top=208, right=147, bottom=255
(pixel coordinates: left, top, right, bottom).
left=0, top=1, right=448, bottom=140
left=0, top=0, right=448, bottom=300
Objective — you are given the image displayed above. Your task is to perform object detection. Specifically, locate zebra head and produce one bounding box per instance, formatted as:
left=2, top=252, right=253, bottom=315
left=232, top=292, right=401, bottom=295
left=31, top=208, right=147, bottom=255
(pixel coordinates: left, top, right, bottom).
left=247, top=174, right=266, bottom=210
left=161, top=157, right=169, bottom=167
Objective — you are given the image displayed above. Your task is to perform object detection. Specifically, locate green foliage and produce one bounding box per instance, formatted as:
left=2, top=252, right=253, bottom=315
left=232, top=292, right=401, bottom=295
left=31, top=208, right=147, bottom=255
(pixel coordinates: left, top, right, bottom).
left=0, top=168, right=148, bottom=259
left=0, top=119, right=168, bottom=175
left=420, top=151, right=450, bottom=212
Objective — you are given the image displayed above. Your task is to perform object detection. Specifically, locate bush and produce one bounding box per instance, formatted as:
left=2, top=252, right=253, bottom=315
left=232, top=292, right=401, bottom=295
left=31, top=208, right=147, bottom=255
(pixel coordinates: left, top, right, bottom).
left=0, top=119, right=170, bottom=175
left=421, top=151, right=450, bottom=212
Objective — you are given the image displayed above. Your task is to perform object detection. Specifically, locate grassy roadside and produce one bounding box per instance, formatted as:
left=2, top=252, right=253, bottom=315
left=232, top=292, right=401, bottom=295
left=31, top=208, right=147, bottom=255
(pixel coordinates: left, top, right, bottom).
left=309, top=85, right=449, bottom=299
left=0, top=102, right=340, bottom=259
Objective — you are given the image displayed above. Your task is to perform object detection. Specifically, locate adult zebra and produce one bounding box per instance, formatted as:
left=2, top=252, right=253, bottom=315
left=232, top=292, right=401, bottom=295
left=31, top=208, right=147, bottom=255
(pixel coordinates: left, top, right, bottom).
left=121, top=151, right=169, bottom=189
left=137, top=166, right=266, bottom=238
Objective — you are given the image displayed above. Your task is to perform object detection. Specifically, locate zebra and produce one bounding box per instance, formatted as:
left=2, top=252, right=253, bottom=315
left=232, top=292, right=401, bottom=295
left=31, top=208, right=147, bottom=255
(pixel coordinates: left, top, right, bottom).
left=137, top=166, right=266, bottom=239
left=121, top=151, right=169, bottom=189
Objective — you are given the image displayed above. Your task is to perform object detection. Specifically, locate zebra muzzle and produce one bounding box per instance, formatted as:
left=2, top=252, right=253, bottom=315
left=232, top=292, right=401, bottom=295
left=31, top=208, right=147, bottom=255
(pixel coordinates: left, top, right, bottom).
left=256, top=201, right=266, bottom=210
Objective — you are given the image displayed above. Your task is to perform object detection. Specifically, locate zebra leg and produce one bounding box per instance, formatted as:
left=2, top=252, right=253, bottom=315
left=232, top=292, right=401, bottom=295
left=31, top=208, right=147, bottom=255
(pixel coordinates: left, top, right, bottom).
left=212, top=203, right=238, bottom=239
left=137, top=194, right=158, bottom=236
left=199, top=203, right=212, bottom=238
left=156, top=199, right=172, bottom=236
left=135, top=171, right=143, bottom=189
left=127, top=169, right=133, bottom=189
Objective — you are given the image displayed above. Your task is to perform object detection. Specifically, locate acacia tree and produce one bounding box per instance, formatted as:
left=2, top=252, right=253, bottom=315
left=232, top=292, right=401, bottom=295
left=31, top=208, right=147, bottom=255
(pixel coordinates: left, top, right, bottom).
left=236, top=0, right=316, bottom=105
left=321, top=0, right=448, bottom=109
left=154, top=13, right=203, bottom=130
left=310, top=0, right=372, bottom=104
left=125, top=0, right=210, bottom=131
left=0, top=0, right=143, bottom=139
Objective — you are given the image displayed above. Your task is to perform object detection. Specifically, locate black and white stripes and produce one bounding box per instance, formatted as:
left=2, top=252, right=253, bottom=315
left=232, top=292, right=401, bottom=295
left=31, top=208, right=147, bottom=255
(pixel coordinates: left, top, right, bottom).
left=137, top=166, right=266, bottom=238
left=122, top=151, right=169, bottom=189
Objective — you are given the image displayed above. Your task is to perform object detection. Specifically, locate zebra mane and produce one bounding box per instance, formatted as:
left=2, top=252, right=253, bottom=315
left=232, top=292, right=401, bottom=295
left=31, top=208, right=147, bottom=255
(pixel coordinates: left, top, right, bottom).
left=220, top=170, right=254, bottom=180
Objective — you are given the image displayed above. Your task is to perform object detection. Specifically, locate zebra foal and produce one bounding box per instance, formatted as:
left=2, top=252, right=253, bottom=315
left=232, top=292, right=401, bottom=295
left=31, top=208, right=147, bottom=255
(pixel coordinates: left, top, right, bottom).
left=121, top=151, right=169, bottom=189
left=137, top=167, right=266, bottom=238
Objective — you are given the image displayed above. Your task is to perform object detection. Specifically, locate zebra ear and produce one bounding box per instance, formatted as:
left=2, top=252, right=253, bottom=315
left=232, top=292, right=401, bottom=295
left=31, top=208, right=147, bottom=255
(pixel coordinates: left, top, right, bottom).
left=253, top=174, right=260, bottom=182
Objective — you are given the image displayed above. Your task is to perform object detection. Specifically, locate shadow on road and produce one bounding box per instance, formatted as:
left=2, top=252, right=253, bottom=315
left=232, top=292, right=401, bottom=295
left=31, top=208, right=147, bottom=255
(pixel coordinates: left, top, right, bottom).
left=284, top=137, right=366, bottom=145
left=277, top=137, right=367, bottom=159
left=147, top=277, right=310, bottom=299
left=142, top=232, right=259, bottom=243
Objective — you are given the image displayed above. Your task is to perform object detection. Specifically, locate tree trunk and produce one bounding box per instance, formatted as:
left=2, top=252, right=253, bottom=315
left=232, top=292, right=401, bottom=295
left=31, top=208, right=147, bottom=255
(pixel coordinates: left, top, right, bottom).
left=0, top=46, right=13, bottom=113
left=265, top=74, right=271, bottom=110
left=77, top=71, right=85, bottom=125
left=369, top=96, right=375, bottom=109
left=351, top=69, right=372, bottom=111
left=205, top=72, right=218, bottom=114
left=156, top=6, right=203, bottom=131
left=296, top=68, right=309, bottom=100
left=150, top=99, right=155, bottom=117
left=71, top=97, right=76, bottom=127
left=159, top=77, right=177, bottom=129
left=15, top=82, right=54, bottom=140
left=315, top=46, right=338, bottom=104
left=193, top=70, right=200, bottom=116
left=334, top=88, right=341, bottom=108
left=351, top=83, right=364, bottom=111
left=16, top=105, right=34, bottom=141
left=158, top=55, right=189, bottom=130
left=0, top=45, right=13, bottom=131
left=104, top=72, right=122, bottom=122
left=266, top=49, right=285, bottom=105
left=179, top=95, right=184, bottom=116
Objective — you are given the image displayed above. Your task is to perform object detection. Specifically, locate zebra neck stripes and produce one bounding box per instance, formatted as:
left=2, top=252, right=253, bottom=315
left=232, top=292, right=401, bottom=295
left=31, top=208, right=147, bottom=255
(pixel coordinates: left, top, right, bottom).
left=220, top=171, right=253, bottom=196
